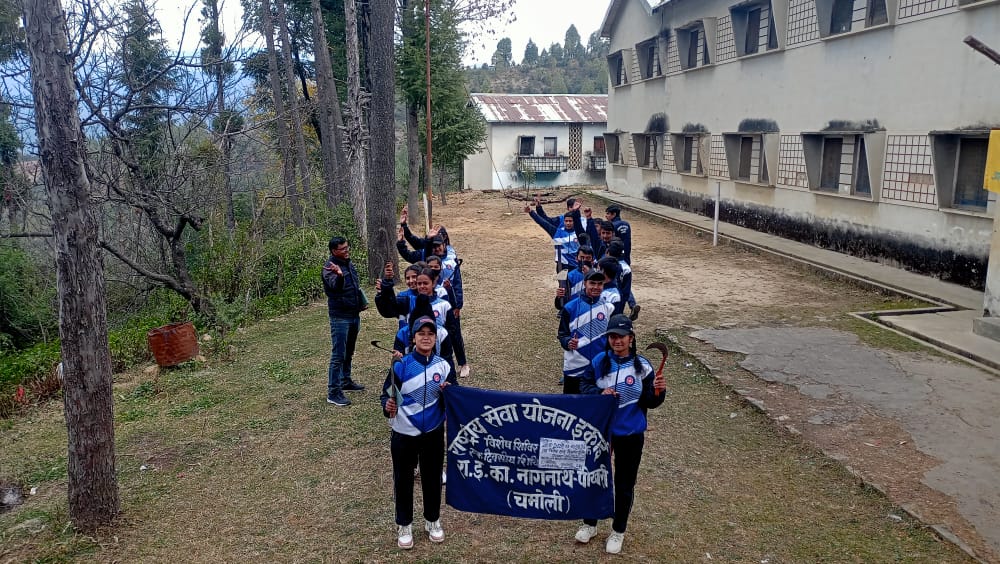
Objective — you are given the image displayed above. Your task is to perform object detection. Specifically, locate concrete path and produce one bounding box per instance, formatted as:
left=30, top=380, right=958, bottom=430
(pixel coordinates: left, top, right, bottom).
left=691, top=327, right=1000, bottom=561
left=590, top=189, right=1000, bottom=561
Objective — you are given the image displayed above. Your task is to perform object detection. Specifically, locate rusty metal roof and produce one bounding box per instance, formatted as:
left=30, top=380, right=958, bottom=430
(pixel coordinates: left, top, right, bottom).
left=470, top=94, right=608, bottom=124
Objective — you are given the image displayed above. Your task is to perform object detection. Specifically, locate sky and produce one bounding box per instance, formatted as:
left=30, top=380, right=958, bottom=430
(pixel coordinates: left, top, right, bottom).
left=462, top=0, right=612, bottom=66
left=155, top=0, right=613, bottom=67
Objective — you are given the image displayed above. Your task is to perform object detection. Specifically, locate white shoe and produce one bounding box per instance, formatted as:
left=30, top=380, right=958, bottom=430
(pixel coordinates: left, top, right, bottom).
left=397, top=524, right=413, bottom=549
left=459, top=364, right=471, bottom=378
left=606, top=531, right=625, bottom=554
left=425, top=519, right=445, bottom=543
left=575, top=524, right=597, bottom=543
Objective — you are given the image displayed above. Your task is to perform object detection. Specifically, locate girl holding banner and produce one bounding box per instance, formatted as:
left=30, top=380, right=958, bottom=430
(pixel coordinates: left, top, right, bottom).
left=380, top=315, right=457, bottom=549
left=576, top=314, right=667, bottom=554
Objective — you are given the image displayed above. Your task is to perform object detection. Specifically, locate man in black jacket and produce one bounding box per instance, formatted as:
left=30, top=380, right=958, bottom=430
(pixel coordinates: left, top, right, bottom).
left=322, top=236, right=367, bottom=406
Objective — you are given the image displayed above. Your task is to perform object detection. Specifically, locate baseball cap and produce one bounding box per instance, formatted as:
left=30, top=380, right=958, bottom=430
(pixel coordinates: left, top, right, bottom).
left=430, top=237, right=445, bottom=246
left=411, top=316, right=436, bottom=332
left=605, top=314, right=633, bottom=336
left=585, top=269, right=606, bottom=282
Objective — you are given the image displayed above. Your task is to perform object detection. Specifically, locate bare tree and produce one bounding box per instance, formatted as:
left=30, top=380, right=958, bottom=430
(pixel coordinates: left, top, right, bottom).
left=343, top=0, right=368, bottom=236
left=260, top=0, right=303, bottom=226
left=366, top=0, right=396, bottom=280
left=309, top=0, right=347, bottom=208
left=22, top=0, right=119, bottom=531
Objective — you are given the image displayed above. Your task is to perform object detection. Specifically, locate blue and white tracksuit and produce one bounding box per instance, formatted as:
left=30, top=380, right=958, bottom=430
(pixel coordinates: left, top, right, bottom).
left=600, top=285, right=624, bottom=317
left=579, top=351, right=665, bottom=534
left=380, top=351, right=457, bottom=527
left=558, top=294, right=615, bottom=392
left=530, top=210, right=578, bottom=270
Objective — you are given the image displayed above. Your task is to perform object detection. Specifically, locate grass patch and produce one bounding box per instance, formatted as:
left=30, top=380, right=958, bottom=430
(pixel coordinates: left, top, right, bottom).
left=839, top=316, right=938, bottom=354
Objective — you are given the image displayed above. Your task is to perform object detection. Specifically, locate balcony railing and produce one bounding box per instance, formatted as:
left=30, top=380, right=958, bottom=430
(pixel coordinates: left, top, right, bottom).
left=589, top=155, right=607, bottom=171
left=517, top=155, right=568, bottom=173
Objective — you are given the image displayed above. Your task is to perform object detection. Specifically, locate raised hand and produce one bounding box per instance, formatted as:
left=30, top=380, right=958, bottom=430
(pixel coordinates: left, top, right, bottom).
left=384, top=261, right=395, bottom=279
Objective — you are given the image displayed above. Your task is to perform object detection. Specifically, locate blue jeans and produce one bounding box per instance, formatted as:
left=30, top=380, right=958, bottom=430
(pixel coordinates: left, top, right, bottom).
left=328, top=315, right=360, bottom=397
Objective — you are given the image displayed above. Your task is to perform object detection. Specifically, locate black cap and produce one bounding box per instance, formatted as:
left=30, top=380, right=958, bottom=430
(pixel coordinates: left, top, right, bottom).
left=605, top=314, right=633, bottom=336
left=585, top=269, right=606, bottom=282
left=430, top=237, right=445, bottom=246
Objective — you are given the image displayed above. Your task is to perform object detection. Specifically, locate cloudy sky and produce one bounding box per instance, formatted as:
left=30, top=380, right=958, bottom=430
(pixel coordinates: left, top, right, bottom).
left=157, top=0, right=614, bottom=67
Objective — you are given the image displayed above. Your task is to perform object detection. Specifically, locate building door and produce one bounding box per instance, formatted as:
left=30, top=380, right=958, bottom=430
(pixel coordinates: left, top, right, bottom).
left=569, top=124, right=582, bottom=169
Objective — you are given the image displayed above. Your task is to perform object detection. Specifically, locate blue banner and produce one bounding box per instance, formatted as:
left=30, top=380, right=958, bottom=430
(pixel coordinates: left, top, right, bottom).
left=443, top=386, right=616, bottom=520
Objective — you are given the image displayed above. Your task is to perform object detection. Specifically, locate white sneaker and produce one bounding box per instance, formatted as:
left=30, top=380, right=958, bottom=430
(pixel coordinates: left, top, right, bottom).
left=397, top=524, right=413, bottom=549
left=575, top=524, right=597, bottom=543
left=459, top=364, right=471, bottom=378
left=425, top=519, right=445, bottom=543
left=606, top=531, right=625, bottom=554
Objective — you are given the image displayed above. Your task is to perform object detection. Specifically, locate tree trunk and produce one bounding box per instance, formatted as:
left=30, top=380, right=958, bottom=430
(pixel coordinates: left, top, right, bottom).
left=275, top=0, right=312, bottom=211
left=310, top=0, right=348, bottom=208
left=344, top=0, right=368, bottom=237
left=205, top=0, right=235, bottom=233
left=406, top=101, right=420, bottom=221
left=22, top=0, right=119, bottom=531
left=365, top=0, right=397, bottom=281
left=261, top=0, right=303, bottom=226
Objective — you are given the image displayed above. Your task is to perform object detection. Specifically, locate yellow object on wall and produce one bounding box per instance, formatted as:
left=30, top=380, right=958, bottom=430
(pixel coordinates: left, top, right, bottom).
left=986, top=130, right=1000, bottom=193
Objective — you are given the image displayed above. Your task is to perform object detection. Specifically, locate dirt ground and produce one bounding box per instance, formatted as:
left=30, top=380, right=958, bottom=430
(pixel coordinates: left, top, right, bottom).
left=455, top=189, right=991, bottom=560
left=0, top=188, right=980, bottom=563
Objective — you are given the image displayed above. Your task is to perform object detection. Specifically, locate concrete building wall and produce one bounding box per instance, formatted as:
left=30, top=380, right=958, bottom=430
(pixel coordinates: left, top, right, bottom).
left=604, top=0, right=1000, bottom=288
left=465, top=123, right=609, bottom=190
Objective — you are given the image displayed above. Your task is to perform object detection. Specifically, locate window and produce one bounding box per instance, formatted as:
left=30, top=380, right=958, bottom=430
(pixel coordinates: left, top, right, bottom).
left=636, top=38, right=661, bottom=80
left=672, top=133, right=707, bottom=175
left=608, top=52, right=626, bottom=87
left=931, top=132, right=991, bottom=211
left=818, top=0, right=890, bottom=37
left=593, top=136, right=606, bottom=156
left=633, top=134, right=660, bottom=168
left=745, top=8, right=761, bottom=54
left=543, top=137, right=558, bottom=157
left=803, top=133, right=877, bottom=196
left=830, top=0, right=854, bottom=34
left=518, top=136, right=535, bottom=156
left=820, top=137, right=843, bottom=191
left=724, top=132, right=774, bottom=184
left=604, top=134, right=621, bottom=164
left=677, top=23, right=710, bottom=70
left=867, top=0, right=888, bottom=26
left=954, top=137, right=989, bottom=210
left=732, top=2, right=779, bottom=57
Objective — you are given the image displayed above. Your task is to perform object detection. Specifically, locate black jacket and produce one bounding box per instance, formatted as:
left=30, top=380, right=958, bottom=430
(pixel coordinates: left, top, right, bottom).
left=322, top=255, right=364, bottom=317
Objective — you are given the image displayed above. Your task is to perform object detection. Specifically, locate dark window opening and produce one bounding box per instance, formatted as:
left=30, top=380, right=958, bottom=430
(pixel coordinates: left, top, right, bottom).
left=867, top=0, right=888, bottom=26
left=954, top=137, right=989, bottom=210
left=519, top=136, right=535, bottom=156
left=687, top=30, right=700, bottom=69
left=767, top=10, right=778, bottom=49
left=738, top=136, right=754, bottom=180
left=682, top=137, right=695, bottom=173
left=820, top=137, right=843, bottom=191
left=745, top=8, right=761, bottom=55
left=608, top=53, right=625, bottom=86
left=760, top=146, right=769, bottom=183
left=543, top=137, right=558, bottom=157
left=831, top=0, right=854, bottom=34
left=606, top=135, right=620, bottom=163
left=855, top=139, right=871, bottom=195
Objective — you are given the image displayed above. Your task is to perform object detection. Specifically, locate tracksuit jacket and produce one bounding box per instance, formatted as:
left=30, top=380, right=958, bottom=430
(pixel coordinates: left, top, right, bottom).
left=380, top=351, right=456, bottom=436
left=558, top=294, right=615, bottom=380
left=580, top=352, right=665, bottom=436
left=529, top=210, right=579, bottom=269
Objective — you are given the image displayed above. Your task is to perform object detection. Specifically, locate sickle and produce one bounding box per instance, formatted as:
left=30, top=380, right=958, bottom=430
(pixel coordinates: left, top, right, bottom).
left=370, top=340, right=396, bottom=354
left=645, top=342, right=669, bottom=396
